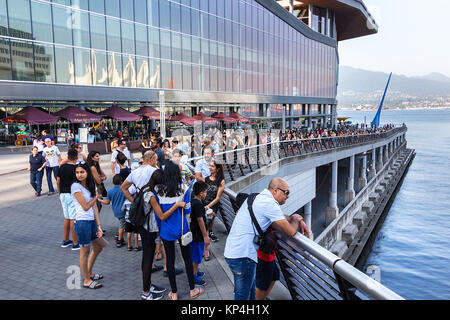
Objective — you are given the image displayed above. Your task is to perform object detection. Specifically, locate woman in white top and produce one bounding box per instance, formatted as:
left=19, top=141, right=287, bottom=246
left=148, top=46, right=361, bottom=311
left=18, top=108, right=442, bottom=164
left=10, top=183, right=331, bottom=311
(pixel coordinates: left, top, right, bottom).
left=71, top=163, right=104, bottom=289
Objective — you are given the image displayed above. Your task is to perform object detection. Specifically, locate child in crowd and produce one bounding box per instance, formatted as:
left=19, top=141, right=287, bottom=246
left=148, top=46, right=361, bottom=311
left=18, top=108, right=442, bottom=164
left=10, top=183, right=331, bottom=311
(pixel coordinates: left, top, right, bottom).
left=97, top=175, right=126, bottom=248
left=117, top=152, right=131, bottom=182
left=189, top=181, right=210, bottom=286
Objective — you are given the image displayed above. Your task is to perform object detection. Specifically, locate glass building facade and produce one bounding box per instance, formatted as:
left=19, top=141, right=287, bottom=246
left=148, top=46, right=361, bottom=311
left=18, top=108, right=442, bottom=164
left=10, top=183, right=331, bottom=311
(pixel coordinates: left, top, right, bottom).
left=0, top=0, right=337, bottom=98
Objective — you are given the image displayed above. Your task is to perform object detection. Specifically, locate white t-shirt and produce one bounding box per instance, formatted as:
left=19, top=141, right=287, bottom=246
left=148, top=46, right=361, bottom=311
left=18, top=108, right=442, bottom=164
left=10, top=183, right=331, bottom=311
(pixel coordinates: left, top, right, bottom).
left=125, top=164, right=157, bottom=196
left=33, top=139, right=44, bottom=152
left=43, top=146, right=60, bottom=167
left=71, top=182, right=95, bottom=221
left=224, top=189, right=286, bottom=263
left=111, top=149, right=131, bottom=174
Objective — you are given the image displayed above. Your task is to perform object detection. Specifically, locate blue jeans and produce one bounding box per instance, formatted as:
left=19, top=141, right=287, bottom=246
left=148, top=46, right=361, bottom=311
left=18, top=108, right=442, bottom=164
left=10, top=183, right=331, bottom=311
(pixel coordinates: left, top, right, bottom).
left=225, top=257, right=257, bottom=300
left=46, top=166, right=58, bottom=193
left=30, top=170, right=44, bottom=195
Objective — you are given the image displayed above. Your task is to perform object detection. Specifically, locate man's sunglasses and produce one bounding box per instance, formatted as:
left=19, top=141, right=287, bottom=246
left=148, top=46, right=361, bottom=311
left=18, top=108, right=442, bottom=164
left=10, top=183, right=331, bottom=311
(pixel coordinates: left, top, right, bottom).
left=277, top=188, right=290, bottom=196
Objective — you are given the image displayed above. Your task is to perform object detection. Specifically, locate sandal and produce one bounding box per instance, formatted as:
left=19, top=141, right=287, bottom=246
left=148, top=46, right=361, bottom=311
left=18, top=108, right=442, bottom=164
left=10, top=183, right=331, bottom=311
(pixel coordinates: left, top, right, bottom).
left=168, top=291, right=178, bottom=300
left=90, top=273, right=103, bottom=281
left=134, top=246, right=141, bottom=252
left=190, top=287, right=205, bottom=299
left=128, top=246, right=133, bottom=251
left=204, top=254, right=211, bottom=261
left=83, top=280, right=102, bottom=289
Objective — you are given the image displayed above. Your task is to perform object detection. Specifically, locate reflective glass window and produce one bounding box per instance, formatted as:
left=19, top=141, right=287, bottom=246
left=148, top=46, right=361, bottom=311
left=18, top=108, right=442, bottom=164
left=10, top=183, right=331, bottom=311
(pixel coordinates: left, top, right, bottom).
left=209, top=66, right=217, bottom=91
left=191, top=0, right=199, bottom=9
left=225, top=45, right=232, bottom=69
left=217, top=68, right=225, bottom=91
left=160, top=30, right=171, bottom=59
left=0, top=0, right=7, bottom=31
left=34, top=42, right=55, bottom=83
left=170, top=2, right=180, bottom=32
left=91, top=50, right=108, bottom=85
left=171, top=32, right=181, bottom=61
left=148, top=27, right=160, bottom=58
left=72, top=0, right=89, bottom=10
left=10, top=39, right=35, bottom=81
left=89, top=0, right=105, bottom=14
left=134, top=0, right=147, bottom=24
left=160, top=59, right=171, bottom=89
left=147, top=0, right=159, bottom=27
left=74, top=47, right=92, bottom=85
left=181, top=5, right=190, bottom=35
left=217, top=43, right=224, bottom=68
left=182, top=63, right=191, bottom=90
left=209, top=41, right=217, bottom=67
left=90, top=14, right=106, bottom=51
left=217, top=18, right=224, bottom=43
left=135, top=24, right=148, bottom=56
left=191, top=9, right=199, bottom=36
left=136, top=56, right=149, bottom=87
left=181, top=0, right=190, bottom=6
left=200, top=12, right=208, bottom=39
left=54, top=45, right=74, bottom=84
left=53, top=6, right=73, bottom=45
left=199, top=0, right=208, bottom=12
left=192, top=64, right=200, bottom=90
left=8, top=0, right=32, bottom=37
left=149, top=57, right=160, bottom=88
left=105, top=0, right=120, bottom=17
left=225, top=69, right=232, bottom=92
left=122, top=54, right=136, bottom=87
left=52, top=0, right=70, bottom=5
left=172, top=61, right=182, bottom=89
left=232, top=69, right=239, bottom=92
left=159, top=0, right=170, bottom=29
left=208, top=15, right=216, bottom=41
left=225, top=20, right=232, bottom=45
left=121, top=1, right=134, bottom=21
left=191, top=37, right=200, bottom=64
left=217, top=0, right=224, bottom=17
left=31, top=1, right=53, bottom=43
left=72, top=10, right=90, bottom=48
left=201, top=65, right=209, bottom=91
left=121, top=21, right=135, bottom=54
left=106, top=18, right=121, bottom=53
left=182, top=35, right=191, bottom=63
left=200, top=39, right=208, bottom=65
left=208, top=0, right=216, bottom=15
left=107, top=52, right=123, bottom=86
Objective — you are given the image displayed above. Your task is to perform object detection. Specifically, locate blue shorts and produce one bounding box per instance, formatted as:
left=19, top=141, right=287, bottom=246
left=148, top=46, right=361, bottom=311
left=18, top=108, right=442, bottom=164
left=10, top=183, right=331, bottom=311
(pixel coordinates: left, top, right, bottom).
left=190, top=241, right=205, bottom=264
left=60, top=193, right=76, bottom=220
left=74, top=220, right=98, bottom=247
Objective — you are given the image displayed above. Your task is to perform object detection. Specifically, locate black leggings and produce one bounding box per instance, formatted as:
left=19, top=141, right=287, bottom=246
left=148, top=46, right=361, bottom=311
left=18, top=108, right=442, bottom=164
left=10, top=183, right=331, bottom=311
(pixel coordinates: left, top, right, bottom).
left=138, top=227, right=157, bottom=292
left=162, top=238, right=195, bottom=293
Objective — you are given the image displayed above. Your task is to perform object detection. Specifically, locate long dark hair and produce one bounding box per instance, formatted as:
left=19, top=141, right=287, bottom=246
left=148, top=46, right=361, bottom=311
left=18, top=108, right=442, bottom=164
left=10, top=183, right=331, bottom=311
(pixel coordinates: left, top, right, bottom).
left=146, top=169, right=163, bottom=193
left=157, top=161, right=183, bottom=197
left=211, top=161, right=225, bottom=185
left=87, top=150, right=101, bottom=173
left=73, top=163, right=96, bottom=197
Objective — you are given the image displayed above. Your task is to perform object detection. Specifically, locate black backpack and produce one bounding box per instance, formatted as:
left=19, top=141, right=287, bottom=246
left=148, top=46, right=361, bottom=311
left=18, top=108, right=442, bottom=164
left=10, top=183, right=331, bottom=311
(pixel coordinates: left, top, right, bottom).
left=128, top=185, right=150, bottom=228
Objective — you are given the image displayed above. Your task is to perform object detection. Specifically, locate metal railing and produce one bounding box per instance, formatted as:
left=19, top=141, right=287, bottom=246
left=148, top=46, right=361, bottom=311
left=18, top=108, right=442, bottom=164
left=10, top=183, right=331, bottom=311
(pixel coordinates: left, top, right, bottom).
left=188, top=125, right=407, bottom=183
left=216, top=188, right=404, bottom=300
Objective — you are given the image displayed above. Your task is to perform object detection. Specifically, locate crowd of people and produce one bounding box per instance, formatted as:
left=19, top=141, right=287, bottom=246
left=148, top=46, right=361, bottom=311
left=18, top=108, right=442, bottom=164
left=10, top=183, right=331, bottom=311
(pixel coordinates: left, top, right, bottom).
left=25, top=123, right=400, bottom=300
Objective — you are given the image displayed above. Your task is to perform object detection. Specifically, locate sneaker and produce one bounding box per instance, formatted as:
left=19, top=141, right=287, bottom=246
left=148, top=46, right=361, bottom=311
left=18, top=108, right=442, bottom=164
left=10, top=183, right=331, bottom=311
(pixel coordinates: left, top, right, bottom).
left=209, top=231, right=219, bottom=242
left=150, top=284, right=167, bottom=294
left=71, top=243, right=80, bottom=251
left=141, top=291, right=164, bottom=300
left=61, top=240, right=73, bottom=248
left=116, top=242, right=122, bottom=248
left=196, top=270, right=205, bottom=278
left=194, top=275, right=206, bottom=286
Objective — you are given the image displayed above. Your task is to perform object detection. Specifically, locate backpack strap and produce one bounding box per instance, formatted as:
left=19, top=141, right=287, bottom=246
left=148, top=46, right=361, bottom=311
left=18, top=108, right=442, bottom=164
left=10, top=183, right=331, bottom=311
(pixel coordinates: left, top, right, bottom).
left=247, top=193, right=263, bottom=237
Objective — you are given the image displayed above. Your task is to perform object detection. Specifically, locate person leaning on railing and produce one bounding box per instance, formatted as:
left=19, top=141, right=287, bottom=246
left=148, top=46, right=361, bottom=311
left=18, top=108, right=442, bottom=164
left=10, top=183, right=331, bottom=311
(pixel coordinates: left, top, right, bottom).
left=224, top=177, right=309, bottom=300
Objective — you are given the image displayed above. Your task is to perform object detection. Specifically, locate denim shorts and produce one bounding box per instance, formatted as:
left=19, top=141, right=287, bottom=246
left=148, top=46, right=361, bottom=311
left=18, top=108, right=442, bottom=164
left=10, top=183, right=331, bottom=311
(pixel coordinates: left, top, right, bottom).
left=117, top=217, right=126, bottom=230
left=60, top=193, right=76, bottom=220
left=190, top=241, right=205, bottom=264
left=225, top=257, right=257, bottom=300
left=74, top=220, right=98, bottom=247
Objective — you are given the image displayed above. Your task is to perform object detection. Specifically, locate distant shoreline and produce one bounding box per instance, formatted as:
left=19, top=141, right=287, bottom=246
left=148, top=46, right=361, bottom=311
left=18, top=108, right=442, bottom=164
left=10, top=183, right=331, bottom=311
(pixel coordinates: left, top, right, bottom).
left=338, top=107, right=450, bottom=111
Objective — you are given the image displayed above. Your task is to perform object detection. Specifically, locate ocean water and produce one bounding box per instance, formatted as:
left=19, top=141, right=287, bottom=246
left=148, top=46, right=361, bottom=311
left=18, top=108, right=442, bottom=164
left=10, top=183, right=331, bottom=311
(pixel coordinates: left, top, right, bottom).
left=338, top=109, right=450, bottom=300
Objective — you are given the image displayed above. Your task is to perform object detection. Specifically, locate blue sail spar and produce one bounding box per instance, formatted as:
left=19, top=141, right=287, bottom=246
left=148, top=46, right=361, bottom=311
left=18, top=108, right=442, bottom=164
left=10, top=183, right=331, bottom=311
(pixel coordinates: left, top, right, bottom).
left=371, top=72, right=392, bottom=128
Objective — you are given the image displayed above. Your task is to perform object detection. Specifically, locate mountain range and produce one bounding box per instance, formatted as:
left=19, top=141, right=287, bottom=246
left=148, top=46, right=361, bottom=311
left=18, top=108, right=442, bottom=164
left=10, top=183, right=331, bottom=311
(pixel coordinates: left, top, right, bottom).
left=337, top=66, right=450, bottom=108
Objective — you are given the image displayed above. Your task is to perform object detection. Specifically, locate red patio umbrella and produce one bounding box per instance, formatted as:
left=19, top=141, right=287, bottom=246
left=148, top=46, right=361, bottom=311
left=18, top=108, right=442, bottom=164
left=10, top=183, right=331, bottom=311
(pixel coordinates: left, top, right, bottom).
left=1, top=106, right=59, bottom=125
left=212, top=112, right=238, bottom=123
left=133, top=106, right=170, bottom=120
left=97, top=105, right=141, bottom=121
left=170, top=113, right=197, bottom=125
left=192, top=112, right=218, bottom=124
left=230, top=112, right=250, bottom=122
left=54, top=106, right=102, bottom=123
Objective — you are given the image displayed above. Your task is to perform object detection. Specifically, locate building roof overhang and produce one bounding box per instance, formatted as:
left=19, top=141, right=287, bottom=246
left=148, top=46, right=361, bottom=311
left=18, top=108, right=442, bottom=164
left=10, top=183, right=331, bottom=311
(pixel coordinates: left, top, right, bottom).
left=276, top=0, right=378, bottom=41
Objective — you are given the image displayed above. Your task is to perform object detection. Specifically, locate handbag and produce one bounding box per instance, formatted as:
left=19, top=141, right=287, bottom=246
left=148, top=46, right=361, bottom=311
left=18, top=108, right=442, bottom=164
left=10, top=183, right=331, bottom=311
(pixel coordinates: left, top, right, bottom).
left=180, top=208, right=193, bottom=246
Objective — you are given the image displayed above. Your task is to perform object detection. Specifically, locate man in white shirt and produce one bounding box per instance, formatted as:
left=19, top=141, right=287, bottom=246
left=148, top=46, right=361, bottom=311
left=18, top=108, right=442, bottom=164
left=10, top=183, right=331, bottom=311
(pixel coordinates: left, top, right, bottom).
left=224, top=177, right=309, bottom=300
left=194, top=146, right=213, bottom=182
left=111, top=139, right=131, bottom=175
left=43, top=138, right=62, bottom=195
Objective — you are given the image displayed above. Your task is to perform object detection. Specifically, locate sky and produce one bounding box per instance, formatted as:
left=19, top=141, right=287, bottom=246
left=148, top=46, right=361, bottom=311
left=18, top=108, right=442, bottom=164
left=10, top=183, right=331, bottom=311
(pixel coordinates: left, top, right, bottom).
left=338, top=0, right=450, bottom=78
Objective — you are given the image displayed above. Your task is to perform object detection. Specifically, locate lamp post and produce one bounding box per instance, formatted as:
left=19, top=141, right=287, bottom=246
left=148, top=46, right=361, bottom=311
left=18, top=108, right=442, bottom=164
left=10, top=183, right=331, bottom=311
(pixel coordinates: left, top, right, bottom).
left=159, top=91, right=165, bottom=138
